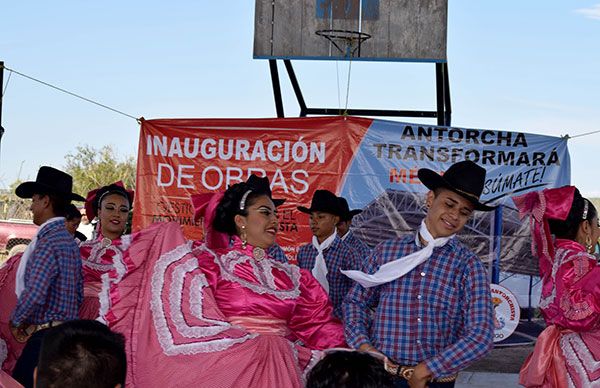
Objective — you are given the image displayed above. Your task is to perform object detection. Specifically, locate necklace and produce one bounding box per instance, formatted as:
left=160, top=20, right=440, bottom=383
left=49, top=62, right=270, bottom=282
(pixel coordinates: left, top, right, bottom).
left=101, top=237, right=112, bottom=248
left=253, top=247, right=266, bottom=261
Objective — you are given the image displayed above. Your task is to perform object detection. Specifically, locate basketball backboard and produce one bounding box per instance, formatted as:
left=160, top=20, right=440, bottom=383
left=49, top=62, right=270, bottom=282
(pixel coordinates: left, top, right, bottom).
left=254, top=0, right=447, bottom=62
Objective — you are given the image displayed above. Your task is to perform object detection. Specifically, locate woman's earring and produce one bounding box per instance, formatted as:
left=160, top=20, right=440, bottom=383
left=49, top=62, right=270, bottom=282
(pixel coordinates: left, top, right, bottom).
left=241, top=225, right=247, bottom=249
left=586, top=235, right=594, bottom=253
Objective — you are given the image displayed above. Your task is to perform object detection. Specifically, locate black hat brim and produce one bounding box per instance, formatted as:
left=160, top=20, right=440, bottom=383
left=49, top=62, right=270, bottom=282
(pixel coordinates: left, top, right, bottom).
left=273, top=198, right=285, bottom=207
left=297, top=205, right=342, bottom=216
left=418, top=169, right=495, bottom=211
left=297, top=206, right=312, bottom=214
left=340, top=209, right=363, bottom=221
left=16, top=181, right=86, bottom=202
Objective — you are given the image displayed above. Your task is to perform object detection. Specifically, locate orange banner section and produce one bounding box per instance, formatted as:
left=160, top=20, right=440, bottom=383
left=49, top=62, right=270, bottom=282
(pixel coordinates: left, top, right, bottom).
left=133, top=117, right=372, bottom=259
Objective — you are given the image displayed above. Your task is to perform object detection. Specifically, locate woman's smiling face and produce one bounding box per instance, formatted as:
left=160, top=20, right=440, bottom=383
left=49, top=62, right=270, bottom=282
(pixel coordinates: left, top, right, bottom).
left=98, top=193, right=130, bottom=239
left=235, top=195, right=278, bottom=249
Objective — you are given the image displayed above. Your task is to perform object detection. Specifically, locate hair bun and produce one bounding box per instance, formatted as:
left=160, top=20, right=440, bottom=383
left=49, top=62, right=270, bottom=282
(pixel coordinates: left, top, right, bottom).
left=212, top=182, right=250, bottom=235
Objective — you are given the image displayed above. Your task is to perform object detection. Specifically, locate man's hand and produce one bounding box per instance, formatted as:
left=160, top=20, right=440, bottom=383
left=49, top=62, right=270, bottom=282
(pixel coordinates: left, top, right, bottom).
left=9, top=321, right=31, bottom=343
left=358, top=344, right=400, bottom=375
left=408, top=362, right=433, bottom=388
left=358, top=343, right=386, bottom=359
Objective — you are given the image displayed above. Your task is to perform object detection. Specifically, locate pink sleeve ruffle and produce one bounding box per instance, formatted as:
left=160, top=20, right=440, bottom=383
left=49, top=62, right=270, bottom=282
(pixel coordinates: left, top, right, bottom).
left=551, top=253, right=600, bottom=331
left=287, top=269, right=347, bottom=350
left=0, top=254, right=25, bottom=374
left=99, top=222, right=257, bottom=387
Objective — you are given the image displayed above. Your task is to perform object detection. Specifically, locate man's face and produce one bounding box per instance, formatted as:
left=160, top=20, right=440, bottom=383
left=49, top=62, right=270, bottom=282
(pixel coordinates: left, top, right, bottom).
left=30, top=194, right=49, bottom=226
left=424, top=188, right=475, bottom=238
left=309, top=211, right=339, bottom=242
left=65, top=217, right=81, bottom=235
left=336, top=219, right=351, bottom=237
left=80, top=208, right=89, bottom=224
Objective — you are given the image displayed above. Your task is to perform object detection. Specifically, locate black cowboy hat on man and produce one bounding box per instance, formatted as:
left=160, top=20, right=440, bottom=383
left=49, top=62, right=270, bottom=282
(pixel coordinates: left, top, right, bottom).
left=417, top=160, right=494, bottom=212
left=16, top=166, right=85, bottom=202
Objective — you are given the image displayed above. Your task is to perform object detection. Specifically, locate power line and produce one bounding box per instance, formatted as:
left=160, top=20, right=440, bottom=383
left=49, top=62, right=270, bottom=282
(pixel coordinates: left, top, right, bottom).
left=0, top=65, right=140, bottom=123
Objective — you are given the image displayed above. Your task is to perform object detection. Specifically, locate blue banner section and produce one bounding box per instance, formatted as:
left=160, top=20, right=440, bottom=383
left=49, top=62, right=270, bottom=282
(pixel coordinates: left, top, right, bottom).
left=340, top=119, right=570, bottom=209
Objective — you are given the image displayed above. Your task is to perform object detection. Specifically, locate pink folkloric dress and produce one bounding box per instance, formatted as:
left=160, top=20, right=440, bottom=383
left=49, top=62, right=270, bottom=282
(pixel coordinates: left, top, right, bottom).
left=99, top=222, right=345, bottom=388
left=520, top=239, right=600, bottom=388
left=0, top=254, right=24, bottom=374
left=516, top=187, right=600, bottom=387
left=79, top=233, right=132, bottom=319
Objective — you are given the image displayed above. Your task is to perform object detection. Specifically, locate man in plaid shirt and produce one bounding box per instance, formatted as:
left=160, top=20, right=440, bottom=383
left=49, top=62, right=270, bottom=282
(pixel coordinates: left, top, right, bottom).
left=267, top=243, right=288, bottom=263
left=9, top=166, right=84, bottom=388
left=297, top=190, right=359, bottom=319
left=336, top=196, right=371, bottom=263
left=343, top=161, right=495, bottom=388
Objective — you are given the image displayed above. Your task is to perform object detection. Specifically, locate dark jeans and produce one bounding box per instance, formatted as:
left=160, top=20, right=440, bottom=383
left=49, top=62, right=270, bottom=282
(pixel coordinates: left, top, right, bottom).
left=393, top=376, right=456, bottom=388
left=12, top=329, right=48, bottom=388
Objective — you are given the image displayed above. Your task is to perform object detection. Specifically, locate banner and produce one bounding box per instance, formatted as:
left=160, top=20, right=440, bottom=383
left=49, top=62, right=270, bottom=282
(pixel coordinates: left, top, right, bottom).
left=491, top=284, right=521, bottom=343
left=133, top=117, right=570, bottom=267
left=341, top=119, right=569, bottom=207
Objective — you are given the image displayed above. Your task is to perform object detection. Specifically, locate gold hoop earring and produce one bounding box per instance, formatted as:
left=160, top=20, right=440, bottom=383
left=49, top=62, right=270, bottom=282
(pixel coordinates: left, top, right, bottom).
left=585, top=235, right=594, bottom=253
left=241, top=225, right=247, bottom=249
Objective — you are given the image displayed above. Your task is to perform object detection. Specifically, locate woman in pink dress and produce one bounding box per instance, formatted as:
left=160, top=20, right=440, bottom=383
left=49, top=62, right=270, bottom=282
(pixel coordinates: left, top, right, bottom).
left=514, top=186, right=600, bottom=387
left=79, top=181, right=133, bottom=319
left=100, top=175, right=346, bottom=387
left=0, top=252, right=25, bottom=374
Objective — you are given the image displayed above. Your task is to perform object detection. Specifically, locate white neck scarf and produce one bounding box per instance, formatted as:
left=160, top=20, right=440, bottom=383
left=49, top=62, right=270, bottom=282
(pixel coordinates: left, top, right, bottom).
left=15, top=217, right=65, bottom=298
left=341, top=220, right=454, bottom=288
left=340, top=230, right=350, bottom=241
left=311, top=230, right=337, bottom=294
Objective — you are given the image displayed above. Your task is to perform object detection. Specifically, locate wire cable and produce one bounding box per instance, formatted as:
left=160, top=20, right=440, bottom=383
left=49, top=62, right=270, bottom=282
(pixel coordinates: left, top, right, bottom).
left=2, top=70, right=12, bottom=97
left=564, top=129, right=600, bottom=140
left=1, top=65, right=140, bottom=122
left=344, top=58, right=352, bottom=114
left=336, top=61, right=341, bottom=113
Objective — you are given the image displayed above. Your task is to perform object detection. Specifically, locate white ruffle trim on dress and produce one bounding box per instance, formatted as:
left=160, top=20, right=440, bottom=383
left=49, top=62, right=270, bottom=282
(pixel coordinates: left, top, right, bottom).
left=199, top=245, right=301, bottom=300
left=150, top=241, right=256, bottom=356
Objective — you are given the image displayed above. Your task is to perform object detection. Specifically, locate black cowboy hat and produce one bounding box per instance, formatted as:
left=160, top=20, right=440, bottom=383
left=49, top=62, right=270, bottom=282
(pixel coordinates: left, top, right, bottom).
left=297, top=189, right=342, bottom=216
left=418, top=160, right=495, bottom=211
left=338, top=196, right=362, bottom=221
left=246, top=175, right=285, bottom=207
left=16, top=166, right=85, bottom=202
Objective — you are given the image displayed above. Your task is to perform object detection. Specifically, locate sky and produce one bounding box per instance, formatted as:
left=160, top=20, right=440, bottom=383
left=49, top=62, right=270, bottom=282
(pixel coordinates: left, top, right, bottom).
left=1, top=1, right=599, bottom=195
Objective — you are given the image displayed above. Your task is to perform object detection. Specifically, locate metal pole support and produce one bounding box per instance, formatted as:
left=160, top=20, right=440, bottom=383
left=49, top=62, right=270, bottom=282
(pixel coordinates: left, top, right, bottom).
left=492, top=205, right=503, bottom=284
left=0, top=61, right=5, bottom=145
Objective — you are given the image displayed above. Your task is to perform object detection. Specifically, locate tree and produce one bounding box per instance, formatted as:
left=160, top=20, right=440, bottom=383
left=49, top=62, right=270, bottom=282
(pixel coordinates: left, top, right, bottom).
left=64, top=144, right=136, bottom=197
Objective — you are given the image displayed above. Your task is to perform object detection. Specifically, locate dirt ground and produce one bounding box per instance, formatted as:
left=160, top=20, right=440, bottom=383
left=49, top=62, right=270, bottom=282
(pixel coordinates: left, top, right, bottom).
left=466, top=345, right=533, bottom=373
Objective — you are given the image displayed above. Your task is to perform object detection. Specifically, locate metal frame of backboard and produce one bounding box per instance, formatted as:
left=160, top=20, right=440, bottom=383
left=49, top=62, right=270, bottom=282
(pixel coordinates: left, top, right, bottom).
left=268, top=59, right=451, bottom=126
left=0, top=62, right=5, bottom=146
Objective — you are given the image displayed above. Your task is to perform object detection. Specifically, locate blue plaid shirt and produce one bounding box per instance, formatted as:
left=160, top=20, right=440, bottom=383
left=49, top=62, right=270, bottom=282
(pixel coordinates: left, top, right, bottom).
left=267, top=243, right=289, bottom=264
left=297, top=236, right=359, bottom=319
left=341, top=231, right=371, bottom=264
left=343, top=233, right=493, bottom=378
left=12, top=218, right=83, bottom=326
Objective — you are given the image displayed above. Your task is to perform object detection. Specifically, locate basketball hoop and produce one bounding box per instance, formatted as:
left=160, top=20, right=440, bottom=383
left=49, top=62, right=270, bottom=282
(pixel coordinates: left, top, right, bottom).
left=316, top=29, right=371, bottom=58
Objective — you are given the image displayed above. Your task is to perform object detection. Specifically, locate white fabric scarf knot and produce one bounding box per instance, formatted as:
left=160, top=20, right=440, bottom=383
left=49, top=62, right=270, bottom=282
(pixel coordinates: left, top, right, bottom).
left=311, top=231, right=337, bottom=294
left=15, top=217, right=65, bottom=298
left=341, top=220, right=454, bottom=288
